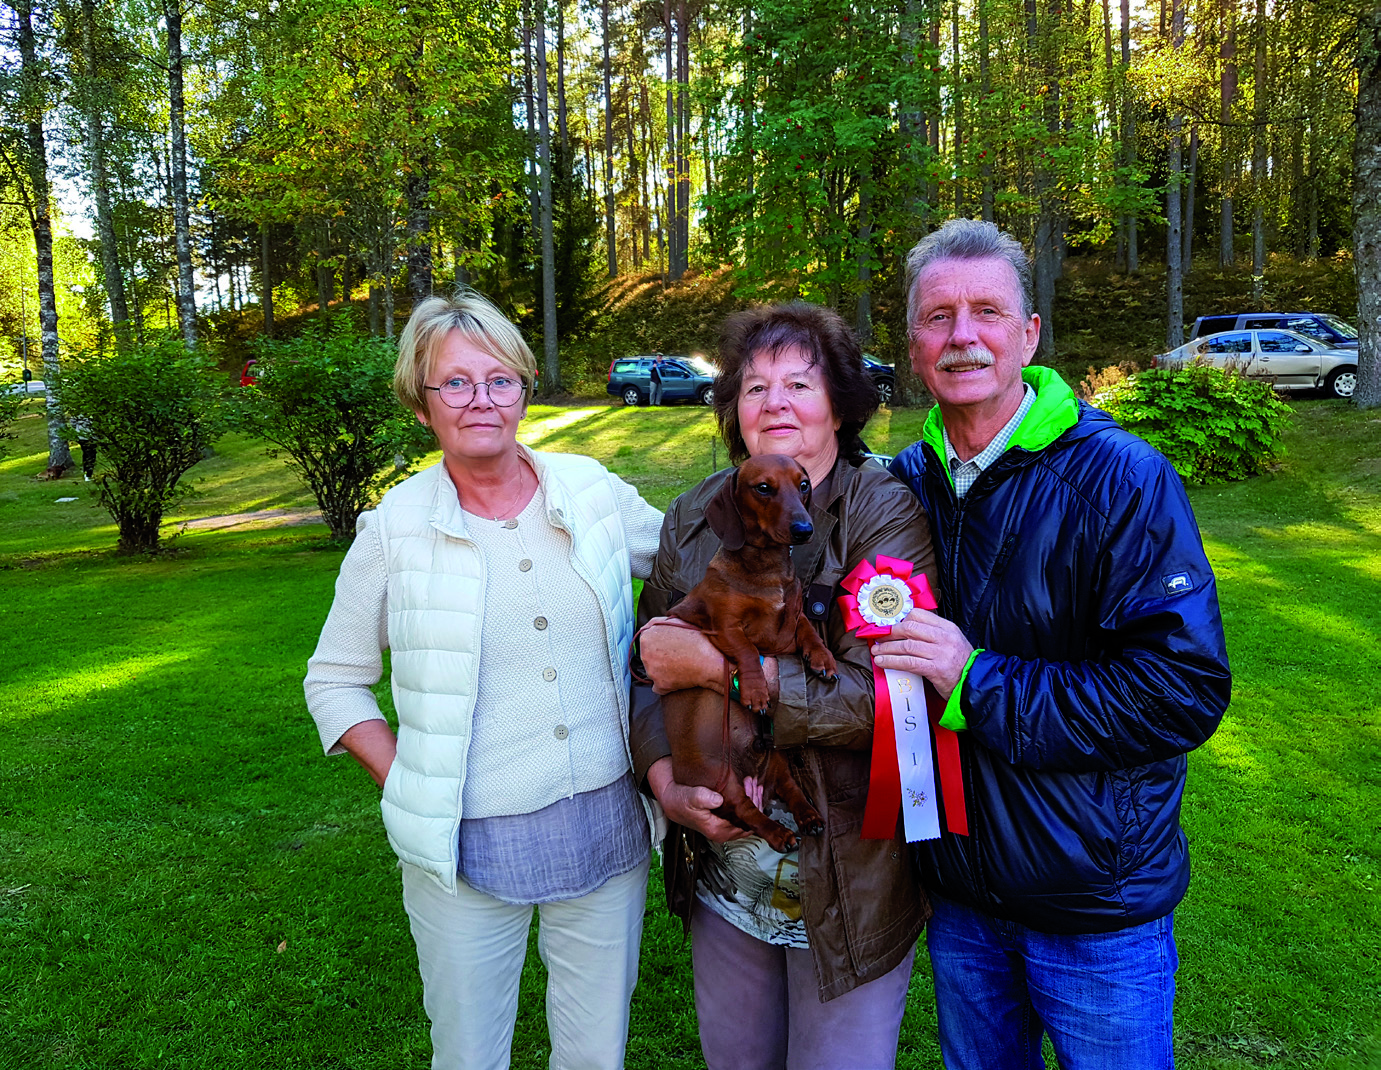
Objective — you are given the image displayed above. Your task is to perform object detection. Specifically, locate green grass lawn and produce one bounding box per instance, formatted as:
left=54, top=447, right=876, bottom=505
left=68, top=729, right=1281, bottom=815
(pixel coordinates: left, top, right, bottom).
left=1, top=397, right=1377, bottom=1069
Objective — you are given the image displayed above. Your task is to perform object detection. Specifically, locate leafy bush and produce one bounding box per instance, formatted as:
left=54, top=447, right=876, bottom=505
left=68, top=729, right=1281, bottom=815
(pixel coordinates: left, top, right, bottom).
left=53, top=337, right=228, bottom=553
left=1091, top=362, right=1294, bottom=484
left=232, top=323, right=432, bottom=540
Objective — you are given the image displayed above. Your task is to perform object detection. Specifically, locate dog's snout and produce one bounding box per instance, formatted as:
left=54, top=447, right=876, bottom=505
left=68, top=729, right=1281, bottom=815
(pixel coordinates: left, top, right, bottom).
left=790, top=520, right=813, bottom=544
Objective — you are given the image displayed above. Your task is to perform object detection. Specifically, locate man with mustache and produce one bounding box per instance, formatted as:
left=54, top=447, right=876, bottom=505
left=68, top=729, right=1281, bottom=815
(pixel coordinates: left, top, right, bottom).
left=872, top=219, right=1231, bottom=1069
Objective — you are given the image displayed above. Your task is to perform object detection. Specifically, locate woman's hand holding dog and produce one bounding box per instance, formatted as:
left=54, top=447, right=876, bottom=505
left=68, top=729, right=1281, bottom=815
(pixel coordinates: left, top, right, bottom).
left=641, top=616, right=780, bottom=700
left=646, top=757, right=751, bottom=842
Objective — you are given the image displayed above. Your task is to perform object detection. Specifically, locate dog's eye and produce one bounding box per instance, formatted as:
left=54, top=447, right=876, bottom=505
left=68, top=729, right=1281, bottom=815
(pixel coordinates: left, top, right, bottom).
left=754, top=482, right=772, bottom=496
left=800, top=480, right=810, bottom=495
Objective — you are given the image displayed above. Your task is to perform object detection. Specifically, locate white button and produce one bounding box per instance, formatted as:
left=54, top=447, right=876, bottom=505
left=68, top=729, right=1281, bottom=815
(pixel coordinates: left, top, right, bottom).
left=553, top=724, right=569, bottom=740
left=503, top=519, right=519, bottom=529
left=534, top=617, right=548, bottom=630
left=519, top=559, right=532, bottom=572
left=542, top=667, right=557, bottom=682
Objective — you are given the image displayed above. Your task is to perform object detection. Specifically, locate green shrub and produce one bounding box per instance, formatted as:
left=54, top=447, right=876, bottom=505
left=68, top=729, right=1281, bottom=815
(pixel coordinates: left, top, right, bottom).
left=232, top=322, right=432, bottom=540
left=1092, top=362, right=1294, bottom=484
left=53, top=337, right=228, bottom=553
left=0, top=387, right=23, bottom=458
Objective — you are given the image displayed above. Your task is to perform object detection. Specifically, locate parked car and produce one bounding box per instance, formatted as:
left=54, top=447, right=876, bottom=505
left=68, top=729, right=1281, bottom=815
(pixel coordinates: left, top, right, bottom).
left=1189, top=312, right=1357, bottom=349
left=606, top=354, right=716, bottom=407
left=862, top=356, right=895, bottom=405
left=1156, top=328, right=1359, bottom=398
left=239, top=358, right=259, bottom=387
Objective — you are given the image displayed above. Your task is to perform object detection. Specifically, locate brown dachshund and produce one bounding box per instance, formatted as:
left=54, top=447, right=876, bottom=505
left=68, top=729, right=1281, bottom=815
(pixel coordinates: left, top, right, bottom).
left=661, top=454, right=838, bottom=852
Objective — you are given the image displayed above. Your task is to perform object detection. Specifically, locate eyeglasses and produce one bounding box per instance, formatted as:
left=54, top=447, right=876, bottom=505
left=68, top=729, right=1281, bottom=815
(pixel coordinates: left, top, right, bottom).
left=424, top=376, right=525, bottom=408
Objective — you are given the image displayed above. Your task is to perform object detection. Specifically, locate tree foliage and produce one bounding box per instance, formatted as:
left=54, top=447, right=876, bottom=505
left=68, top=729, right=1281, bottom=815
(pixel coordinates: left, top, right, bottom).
left=232, top=323, right=433, bottom=540
left=52, top=337, right=228, bottom=552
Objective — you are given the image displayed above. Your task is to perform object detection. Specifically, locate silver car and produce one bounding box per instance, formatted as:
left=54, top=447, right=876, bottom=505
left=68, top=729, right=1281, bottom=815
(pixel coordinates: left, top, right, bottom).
left=1156, top=329, right=1359, bottom=399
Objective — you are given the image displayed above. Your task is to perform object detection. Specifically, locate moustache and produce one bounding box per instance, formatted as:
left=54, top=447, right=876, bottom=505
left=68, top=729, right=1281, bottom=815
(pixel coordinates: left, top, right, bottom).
left=936, top=346, right=996, bottom=371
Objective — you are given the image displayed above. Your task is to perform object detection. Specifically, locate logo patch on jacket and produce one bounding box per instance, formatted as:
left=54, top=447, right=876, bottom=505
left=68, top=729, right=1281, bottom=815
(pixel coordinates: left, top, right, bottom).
left=1162, top=571, right=1194, bottom=596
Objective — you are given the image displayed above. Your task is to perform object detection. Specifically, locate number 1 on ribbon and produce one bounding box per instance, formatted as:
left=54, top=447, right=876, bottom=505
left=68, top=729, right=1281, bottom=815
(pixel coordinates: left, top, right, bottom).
left=884, top=667, right=941, bottom=842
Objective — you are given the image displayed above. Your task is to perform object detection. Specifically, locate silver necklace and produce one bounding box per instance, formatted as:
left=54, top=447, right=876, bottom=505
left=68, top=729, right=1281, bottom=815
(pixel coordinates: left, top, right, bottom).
left=474, top=469, right=531, bottom=521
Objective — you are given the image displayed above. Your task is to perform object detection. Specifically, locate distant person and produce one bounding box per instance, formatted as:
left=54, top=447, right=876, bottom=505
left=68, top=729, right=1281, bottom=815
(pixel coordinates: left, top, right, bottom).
left=70, top=415, right=96, bottom=481
left=305, top=289, right=665, bottom=1070
left=649, top=357, right=664, bottom=406
left=874, top=218, right=1232, bottom=1068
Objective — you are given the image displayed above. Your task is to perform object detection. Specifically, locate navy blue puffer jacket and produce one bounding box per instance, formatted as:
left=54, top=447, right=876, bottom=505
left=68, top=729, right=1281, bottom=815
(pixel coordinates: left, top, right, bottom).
left=889, top=368, right=1231, bottom=934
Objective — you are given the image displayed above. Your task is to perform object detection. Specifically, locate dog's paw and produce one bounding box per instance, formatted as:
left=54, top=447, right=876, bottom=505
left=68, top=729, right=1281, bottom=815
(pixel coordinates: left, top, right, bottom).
left=808, top=651, right=838, bottom=680
left=800, top=812, right=825, bottom=836
left=765, top=829, right=800, bottom=853
left=740, top=682, right=771, bottom=714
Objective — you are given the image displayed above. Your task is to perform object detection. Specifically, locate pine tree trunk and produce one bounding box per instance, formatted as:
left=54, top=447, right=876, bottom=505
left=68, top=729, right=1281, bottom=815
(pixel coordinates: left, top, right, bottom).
left=164, top=0, right=198, bottom=349
left=1183, top=123, right=1198, bottom=275
left=261, top=221, right=274, bottom=335
left=676, top=0, right=690, bottom=278
left=856, top=176, right=873, bottom=345
left=1251, top=0, right=1266, bottom=295
left=536, top=2, right=560, bottom=389
left=952, top=0, right=964, bottom=217
left=1220, top=0, right=1236, bottom=266
left=663, top=0, right=680, bottom=281
left=1121, top=0, right=1138, bottom=272
left=602, top=0, right=616, bottom=277
left=15, top=0, right=70, bottom=475
left=522, top=0, right=541, bottom=250
left=1166, top=0, right=1185, bottom=349
left=1353, top=2, right=1381, bottom=409
left=979, top=0, right=994, bottom=221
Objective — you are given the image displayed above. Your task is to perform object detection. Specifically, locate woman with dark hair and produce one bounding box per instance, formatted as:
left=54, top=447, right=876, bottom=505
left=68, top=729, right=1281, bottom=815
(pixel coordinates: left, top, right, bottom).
left=631, top=301, right=937, bottom=1070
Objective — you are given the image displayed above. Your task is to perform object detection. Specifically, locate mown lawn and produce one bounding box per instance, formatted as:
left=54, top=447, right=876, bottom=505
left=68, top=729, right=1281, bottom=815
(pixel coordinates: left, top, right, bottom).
left=0, top=397, right=1377, bottom=1069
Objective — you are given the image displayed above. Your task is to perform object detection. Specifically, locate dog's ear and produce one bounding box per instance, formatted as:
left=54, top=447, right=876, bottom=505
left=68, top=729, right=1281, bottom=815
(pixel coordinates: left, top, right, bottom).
left=704, top=469, right=746, bottom=552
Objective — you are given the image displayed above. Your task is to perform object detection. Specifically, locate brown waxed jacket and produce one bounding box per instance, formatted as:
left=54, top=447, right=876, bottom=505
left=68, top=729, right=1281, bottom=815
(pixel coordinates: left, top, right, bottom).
left=630, top=455, right=936, bottom=1002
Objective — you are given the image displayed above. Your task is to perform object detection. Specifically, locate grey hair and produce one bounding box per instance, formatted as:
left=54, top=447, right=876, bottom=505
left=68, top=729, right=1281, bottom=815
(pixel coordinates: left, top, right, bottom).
left=905, top=219, right=1035, bottom=330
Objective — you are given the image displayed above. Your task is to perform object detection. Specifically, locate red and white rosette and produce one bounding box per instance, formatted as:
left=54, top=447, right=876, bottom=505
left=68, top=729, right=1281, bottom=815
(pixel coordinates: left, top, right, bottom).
left=838, top=555, right=969, bottom=841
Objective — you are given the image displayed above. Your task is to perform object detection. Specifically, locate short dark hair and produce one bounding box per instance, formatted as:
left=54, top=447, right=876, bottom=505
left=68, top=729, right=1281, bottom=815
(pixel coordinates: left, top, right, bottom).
left=714, top=302, right=879, bottom=466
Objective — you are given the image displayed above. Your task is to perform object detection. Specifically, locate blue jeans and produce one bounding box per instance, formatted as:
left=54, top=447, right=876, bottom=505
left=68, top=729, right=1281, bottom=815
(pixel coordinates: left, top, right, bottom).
left=926, top=894, right=1178, bottom=1070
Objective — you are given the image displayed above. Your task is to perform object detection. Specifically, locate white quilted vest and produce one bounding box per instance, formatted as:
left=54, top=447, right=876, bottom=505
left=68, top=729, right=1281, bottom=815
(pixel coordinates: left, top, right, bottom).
left=372, top=447, right=661, bottom=892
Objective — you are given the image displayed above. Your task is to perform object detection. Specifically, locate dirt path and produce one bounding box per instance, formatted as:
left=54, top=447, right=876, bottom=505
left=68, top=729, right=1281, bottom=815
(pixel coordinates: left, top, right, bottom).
left=178, top=507, right=322, bottom=531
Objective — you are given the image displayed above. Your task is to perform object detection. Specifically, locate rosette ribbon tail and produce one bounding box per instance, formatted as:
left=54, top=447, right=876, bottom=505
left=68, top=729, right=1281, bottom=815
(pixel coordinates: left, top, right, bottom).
left=840, top=561, right=968, bottom=840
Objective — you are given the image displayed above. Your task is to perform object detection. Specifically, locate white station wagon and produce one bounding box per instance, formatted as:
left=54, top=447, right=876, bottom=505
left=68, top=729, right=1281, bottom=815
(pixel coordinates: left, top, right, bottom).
left=1156, top=329, right=1359, bottom=399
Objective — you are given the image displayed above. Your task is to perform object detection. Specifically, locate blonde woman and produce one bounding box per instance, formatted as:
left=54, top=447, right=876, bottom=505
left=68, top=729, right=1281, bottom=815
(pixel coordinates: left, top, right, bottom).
left=305, top=290, right=664, bottom=1070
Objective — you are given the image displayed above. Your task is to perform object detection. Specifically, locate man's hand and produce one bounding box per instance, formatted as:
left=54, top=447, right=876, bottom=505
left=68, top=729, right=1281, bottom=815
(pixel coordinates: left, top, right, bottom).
left=639, top=618, right=779, bottom=699
left=646, top=757, right=749, bottom=842
left=869, top=607, right=974, bottom=699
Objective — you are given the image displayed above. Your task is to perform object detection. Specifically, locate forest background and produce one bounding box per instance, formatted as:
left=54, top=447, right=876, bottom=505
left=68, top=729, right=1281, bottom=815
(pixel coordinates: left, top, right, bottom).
left=0, top=0, right=1378, bottom=473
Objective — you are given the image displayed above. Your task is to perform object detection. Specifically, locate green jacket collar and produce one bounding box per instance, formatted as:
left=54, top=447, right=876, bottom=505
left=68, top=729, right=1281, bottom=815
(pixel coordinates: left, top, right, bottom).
left=920, top=366, right=1080, bottom=485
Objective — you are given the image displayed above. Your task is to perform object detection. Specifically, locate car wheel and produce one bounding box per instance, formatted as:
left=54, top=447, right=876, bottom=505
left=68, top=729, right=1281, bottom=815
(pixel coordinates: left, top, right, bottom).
left=621, top=386, right=645, bottom=407
left=1324, top=367, right=1358, bottom=399
left=698, top=386, right=714, bottom=406
left=876, top=379, right=894, bottom=406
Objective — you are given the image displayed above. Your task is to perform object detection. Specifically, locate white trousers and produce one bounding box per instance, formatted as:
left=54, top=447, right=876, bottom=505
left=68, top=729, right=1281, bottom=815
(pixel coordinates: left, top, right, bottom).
left=400, top=857, right=650, bottom=1070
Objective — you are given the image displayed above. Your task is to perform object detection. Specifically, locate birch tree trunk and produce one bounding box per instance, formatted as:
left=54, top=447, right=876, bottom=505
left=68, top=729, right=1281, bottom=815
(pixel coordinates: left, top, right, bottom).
left=535, top=1, right=560, bottom=389
left=81, top=0, right=131, bottom=347
left=164, top=0, right=198, bottom=349
left=14, top=0, right=70, bottom=474
left=1353, top=2, right=1381, bottom=409
left=1183, top=123, right=1198, bottom=275
left=602, top=0, right=617, bottom=276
